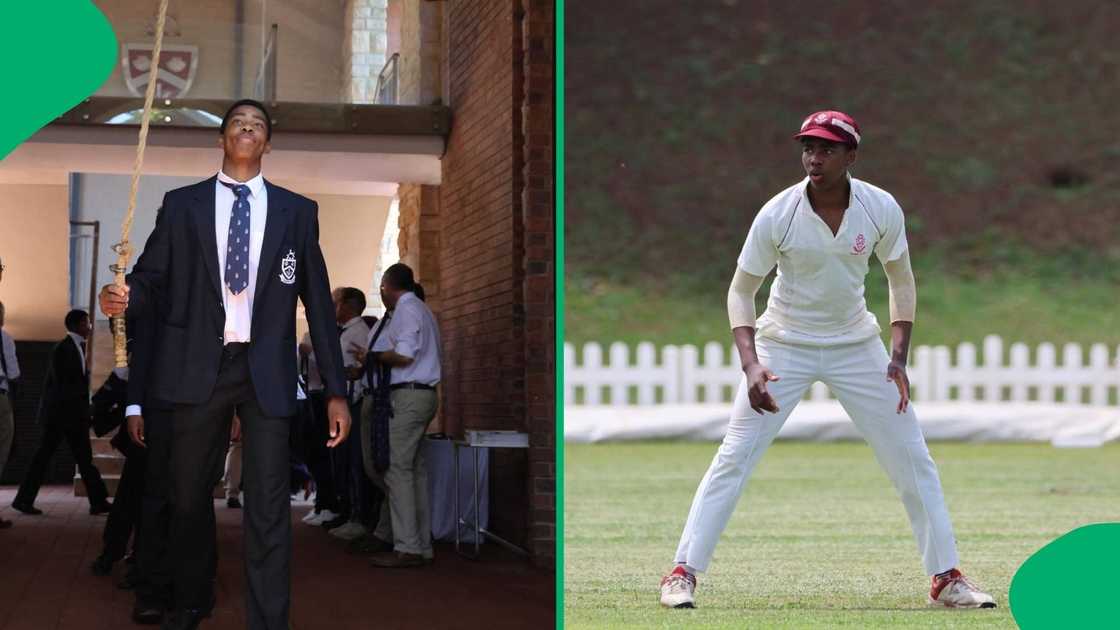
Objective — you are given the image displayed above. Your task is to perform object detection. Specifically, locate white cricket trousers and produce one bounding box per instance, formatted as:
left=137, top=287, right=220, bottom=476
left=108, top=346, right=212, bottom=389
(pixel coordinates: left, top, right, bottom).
left=674, top=335, right=959, bottom=576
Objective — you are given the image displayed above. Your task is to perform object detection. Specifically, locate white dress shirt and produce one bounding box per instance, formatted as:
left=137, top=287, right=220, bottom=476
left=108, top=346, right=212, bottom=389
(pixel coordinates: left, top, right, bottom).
left=67, top=332, right=87, bottom=374
left=215, top=170, right=268, bottom=344
left=372, top=292, right=441, bottom=386
left=0, top=329, right=20, bottom=393
left=339, top=316, right=371, bottom=402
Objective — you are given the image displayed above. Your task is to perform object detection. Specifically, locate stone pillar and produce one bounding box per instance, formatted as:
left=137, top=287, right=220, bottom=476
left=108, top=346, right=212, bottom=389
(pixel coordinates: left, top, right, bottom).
left=342, top=0, right=389, bottom=103
left=398, top=0, right=443, bottom=105
left=395, top=183, right=440, bottom=310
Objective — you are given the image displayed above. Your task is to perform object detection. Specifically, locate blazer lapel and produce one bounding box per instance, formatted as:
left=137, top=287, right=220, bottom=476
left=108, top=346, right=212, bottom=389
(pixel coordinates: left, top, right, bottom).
left=192, top=176, right=222, bottom=301
left=253, top=180, right=290, bottom=320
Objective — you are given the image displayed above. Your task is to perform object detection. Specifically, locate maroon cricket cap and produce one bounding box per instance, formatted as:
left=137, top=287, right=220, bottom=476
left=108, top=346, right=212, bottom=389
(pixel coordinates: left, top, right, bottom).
left=794, top=110, right=861, bottom=148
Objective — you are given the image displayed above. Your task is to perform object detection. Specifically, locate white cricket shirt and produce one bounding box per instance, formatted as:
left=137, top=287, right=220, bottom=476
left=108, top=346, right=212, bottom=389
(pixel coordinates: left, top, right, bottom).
left=737, top=174, right=909, bottom=346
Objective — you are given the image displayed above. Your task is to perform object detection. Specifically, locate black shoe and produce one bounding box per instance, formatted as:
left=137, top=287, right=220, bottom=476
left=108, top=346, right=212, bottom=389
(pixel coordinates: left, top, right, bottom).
left=226, top=497, right=241, bottom=509
left=11, top=501, right=42, bottom=515
left=89, top=500, right=113, bottom=515
left=132, top=600, right=165, bottom=625
left=322, top=515, right=348, bottom=530
left=0, top=517, right=12, bottom=529
left=91, top=553, right=115, bottom=576
left=160, top=608, right=207, bottom=630
left=117, top=567, right=140, bottom=590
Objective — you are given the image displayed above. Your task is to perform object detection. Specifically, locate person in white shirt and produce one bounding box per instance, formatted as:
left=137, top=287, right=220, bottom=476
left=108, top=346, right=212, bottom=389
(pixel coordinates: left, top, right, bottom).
left=0, top=300, right=20, bottom=529
left=329, top=287, right=374, bottom=541
left=366, top=263, right=442, bottom=568
left=660, top=111, right=995, bottom=611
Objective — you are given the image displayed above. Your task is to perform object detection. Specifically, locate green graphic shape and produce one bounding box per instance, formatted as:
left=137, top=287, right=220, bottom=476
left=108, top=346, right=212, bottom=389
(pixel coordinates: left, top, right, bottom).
left=0, top=2, right=117, bottom=160
left=1010, top=522, right=1120, bottom=629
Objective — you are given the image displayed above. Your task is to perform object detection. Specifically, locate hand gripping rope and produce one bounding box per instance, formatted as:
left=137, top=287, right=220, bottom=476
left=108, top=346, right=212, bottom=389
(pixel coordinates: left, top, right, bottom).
left=110, top=0, right=170, bottom=367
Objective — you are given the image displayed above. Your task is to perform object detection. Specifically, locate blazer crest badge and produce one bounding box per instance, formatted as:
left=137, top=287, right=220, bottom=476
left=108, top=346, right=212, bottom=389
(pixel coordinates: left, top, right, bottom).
left=279, top=250, right=297, bottom=284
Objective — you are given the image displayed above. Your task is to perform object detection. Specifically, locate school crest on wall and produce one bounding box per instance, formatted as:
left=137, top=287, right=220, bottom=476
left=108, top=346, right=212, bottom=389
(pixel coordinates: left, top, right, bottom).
left=121, top=43, right=199, bottom=99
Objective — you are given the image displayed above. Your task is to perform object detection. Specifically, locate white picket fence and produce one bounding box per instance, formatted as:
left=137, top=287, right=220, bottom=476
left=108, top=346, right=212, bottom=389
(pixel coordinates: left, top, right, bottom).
left=564, top=336, right=1120, bottom=407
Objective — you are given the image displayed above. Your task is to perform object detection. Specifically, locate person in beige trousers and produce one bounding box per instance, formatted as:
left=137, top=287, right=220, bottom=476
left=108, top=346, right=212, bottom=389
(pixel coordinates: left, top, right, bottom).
left=358, top=263, right=441, bottom=569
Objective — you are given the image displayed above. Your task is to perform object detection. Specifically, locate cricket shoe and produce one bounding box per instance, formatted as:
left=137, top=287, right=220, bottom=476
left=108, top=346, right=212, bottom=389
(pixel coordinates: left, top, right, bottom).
left=659, top=566, right=697, bottom=609
left=929, top=569, right=997, bottom=608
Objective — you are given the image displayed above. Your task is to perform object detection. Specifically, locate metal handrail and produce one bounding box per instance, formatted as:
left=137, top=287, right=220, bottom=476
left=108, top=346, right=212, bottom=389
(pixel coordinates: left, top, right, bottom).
left=375, top=53, right=400, bottom=105
left=253, top=24, right=279, bottom=102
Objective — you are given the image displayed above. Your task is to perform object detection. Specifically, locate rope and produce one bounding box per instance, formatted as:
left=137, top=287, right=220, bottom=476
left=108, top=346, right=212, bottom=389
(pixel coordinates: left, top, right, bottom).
left=111, top=0, right=170, bottom=367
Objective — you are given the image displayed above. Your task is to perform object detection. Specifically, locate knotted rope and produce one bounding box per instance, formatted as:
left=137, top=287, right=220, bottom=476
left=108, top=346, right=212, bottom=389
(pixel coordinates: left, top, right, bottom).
left=111, top=0, right=170, bottom=367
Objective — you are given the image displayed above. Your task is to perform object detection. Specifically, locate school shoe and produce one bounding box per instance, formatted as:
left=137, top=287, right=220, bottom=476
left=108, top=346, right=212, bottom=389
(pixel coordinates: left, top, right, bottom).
left=90, top=500, right=113, bottom=515
left=91, top=553, right=116, bottom=576
left=929, top=569, right=997, bottom=608
left=329, top=521, right=369, bottom=541
left=131, top=598, right=165, bottom=626
left=159, top=608, right=208, bottom=630
left=11, top=501, right=42, bottom=515
left=369, top=551, right=425, bottom=568
left=659, top=566, right=697, bottom=608
left=301, top=508, right=323, bottom=523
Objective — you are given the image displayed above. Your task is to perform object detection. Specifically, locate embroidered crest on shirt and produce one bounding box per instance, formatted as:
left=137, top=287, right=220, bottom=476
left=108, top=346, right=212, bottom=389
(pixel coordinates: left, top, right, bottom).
left=279, top=249, right=297, bottom=284
left=851, top=233, right=867, bottom=255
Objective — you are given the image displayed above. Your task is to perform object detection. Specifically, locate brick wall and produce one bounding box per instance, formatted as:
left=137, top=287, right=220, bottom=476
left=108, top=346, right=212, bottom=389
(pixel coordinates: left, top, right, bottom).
left=519, top=0, right=555, bottom=567
left=437, top=0, right=554, bottom=566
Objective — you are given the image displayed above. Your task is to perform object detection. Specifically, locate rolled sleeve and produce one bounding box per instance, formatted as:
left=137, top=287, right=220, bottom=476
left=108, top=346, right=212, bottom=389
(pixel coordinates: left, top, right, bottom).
left=393, top=307, right=421, bottom=359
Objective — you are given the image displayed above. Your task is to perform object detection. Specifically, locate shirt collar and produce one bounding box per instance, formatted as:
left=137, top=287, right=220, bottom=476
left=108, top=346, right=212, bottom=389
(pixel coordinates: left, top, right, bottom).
left=67, top=332, right=85, bottom=347
left=217, top=170, right=266, bottom=198
left=341, top=316, right=363, bottom=330
left=397, top=291, right=417, bottom=306
left=801, top=172, right=853, bottom=209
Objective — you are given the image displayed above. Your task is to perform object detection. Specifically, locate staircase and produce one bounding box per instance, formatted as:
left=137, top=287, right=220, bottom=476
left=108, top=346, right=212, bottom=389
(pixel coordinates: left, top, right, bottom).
left=76, top=431, right=226, bottom=499
left=75, top=321, right=226, bottom=499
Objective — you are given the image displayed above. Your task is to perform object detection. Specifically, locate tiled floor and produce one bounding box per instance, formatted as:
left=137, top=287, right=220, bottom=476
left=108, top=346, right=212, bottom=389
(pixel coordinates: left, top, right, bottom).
left=0, top=486, right=554, bottom=629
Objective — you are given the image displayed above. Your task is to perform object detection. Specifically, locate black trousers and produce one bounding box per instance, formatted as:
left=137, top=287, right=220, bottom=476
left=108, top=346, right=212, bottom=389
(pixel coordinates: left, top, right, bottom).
left=14, top=417, right=108, bottom=507
left=102, top=450, right=146, bottom=561
left=168, top=344, right=291, bottom=630
left=134, top=407, right=218, bottom=610
left=305, top=390, right=336, bottom=512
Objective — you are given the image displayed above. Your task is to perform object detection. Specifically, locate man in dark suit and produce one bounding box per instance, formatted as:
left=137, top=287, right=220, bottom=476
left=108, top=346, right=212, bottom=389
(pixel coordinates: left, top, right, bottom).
left=100, top=99, right=350, bottom=630
left=12, top=309, right=112, bottom=515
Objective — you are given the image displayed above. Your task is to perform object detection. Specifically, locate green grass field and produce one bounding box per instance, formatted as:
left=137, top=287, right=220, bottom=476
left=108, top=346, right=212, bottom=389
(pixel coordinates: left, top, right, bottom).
left=565, top=244, right=1120, bottom=350
left=564, top=441, right=1120, bottom=629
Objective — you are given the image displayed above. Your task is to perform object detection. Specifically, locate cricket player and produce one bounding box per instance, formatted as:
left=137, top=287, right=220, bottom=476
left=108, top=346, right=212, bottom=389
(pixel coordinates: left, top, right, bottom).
left=659, top=111, right=996, bottom=610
